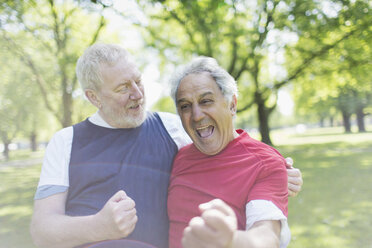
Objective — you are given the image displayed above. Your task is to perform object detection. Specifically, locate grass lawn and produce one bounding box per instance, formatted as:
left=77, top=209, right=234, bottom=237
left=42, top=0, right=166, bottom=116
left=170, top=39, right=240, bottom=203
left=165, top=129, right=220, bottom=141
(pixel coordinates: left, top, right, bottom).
left=273, top=128, right=372, bottom=248
left=0, top=127, right=371, bottom=248
left=0, top=163, right=40, bottom=248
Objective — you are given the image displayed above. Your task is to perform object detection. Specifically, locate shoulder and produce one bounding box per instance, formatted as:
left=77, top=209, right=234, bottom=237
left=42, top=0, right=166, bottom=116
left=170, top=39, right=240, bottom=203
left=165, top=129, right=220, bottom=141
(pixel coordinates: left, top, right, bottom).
left=37, top=126, right=73, bottom=192
left=238, top=133, right=286, bottom=173
left=156, top=112, right=192, bottom=150
left=156, top=112, right=181, bottom=126
left=240, top=133, right=283, bottom=159
left=44, top=126, right=74, bottom=164
left=147, top=111, right=179, bottom=126
left=56, top=126, right=73, bottom=137
left=47, top=126, right=73, bottom=149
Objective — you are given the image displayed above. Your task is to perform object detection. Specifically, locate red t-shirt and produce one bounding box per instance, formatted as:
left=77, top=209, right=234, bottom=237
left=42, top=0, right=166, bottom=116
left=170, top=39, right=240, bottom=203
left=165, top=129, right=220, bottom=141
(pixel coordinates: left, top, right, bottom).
left=167, top=130, right=288, bottom=248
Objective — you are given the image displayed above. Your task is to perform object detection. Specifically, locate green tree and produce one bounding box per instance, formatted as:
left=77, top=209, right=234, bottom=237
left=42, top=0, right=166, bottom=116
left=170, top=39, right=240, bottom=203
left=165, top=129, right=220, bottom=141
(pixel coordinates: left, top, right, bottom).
left=1, top=0, right=107, bottom=127
left=132, top=0, right=370, bottom=145
left=151, top=96, right=177, bottom=113
left=290, top=1, right=372, bottom=133
left=293, top=68, right=371, bottom=133
left=339, top=32, right=372, bottom=132
left=0, top=51, right=45, bottom=159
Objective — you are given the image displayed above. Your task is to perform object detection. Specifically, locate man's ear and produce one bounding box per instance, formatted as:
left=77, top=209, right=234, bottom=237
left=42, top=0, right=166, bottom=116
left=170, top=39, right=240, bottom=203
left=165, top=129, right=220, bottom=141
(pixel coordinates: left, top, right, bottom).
left=85, top=89, right=101, bottom=109
left=229, top=95, right=237, bottom=115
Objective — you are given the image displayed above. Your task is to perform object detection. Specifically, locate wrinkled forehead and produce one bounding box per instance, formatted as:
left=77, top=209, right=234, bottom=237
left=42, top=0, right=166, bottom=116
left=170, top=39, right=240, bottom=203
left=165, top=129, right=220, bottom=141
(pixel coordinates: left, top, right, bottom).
left=95, top=58, right=141, bottom=89
left=177, top=72, right=222, bottom=100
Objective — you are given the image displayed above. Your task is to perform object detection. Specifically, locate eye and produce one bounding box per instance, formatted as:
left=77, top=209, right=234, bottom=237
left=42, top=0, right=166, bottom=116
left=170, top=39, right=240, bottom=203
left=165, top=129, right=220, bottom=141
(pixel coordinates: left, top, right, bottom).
left=200, top=99, right=213, bottom=105
left=179, top=104, right=190, bottom=111
left=117, top=84, right=129, bottom=92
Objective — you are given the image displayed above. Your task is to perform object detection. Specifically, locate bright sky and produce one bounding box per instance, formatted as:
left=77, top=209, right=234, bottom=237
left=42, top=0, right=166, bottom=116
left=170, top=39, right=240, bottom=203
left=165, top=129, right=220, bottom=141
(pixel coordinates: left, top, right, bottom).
left=278, top=90, right=294, bottom=116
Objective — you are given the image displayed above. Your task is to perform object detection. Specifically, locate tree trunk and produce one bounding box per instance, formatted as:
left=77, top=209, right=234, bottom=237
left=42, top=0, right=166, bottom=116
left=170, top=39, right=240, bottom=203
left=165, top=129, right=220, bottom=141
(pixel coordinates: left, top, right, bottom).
left=330, top=116, right=334, bottom=127
left=319, top=117, right=325, bottom=127
left=341, top=110, right=352, bottom=133
left=356, top=106, right=366, bottom=132
left=62, top=75, right=73, bottom=127
left=62, top=93, right=72, bottom=127
left=30, top=132, right=37, bottom=151
left=257, top=101, right=273, bottom=145
left=1, top=133, right=11, bottom=161
left=3, top=142, right=10, bottom=161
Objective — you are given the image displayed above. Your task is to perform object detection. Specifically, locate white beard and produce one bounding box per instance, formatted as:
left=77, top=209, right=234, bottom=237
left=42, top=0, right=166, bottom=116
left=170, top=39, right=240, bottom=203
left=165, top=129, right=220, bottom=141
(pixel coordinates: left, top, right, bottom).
left=101, top=100, right=147, bottom=128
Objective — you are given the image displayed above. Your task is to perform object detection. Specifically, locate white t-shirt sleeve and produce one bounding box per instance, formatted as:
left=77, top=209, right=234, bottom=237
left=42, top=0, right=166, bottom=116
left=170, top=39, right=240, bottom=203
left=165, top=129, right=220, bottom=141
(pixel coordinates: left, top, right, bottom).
left=246, top=200, right=291, bottom=248
left=35, top=127, right=73, bottom=199
left=158, top=112, right=192, bottom=150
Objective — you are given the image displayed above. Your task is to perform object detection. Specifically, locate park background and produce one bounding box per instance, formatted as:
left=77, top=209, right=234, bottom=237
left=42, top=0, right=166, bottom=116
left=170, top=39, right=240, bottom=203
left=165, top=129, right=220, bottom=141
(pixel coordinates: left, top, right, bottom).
left=0, top=0, right=371, bottom=247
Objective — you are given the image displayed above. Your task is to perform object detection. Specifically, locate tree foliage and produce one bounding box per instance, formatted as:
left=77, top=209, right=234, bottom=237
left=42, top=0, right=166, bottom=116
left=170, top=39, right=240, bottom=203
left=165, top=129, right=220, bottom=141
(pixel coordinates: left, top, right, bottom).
left=151, top=96, right=177, bottom=114
left=133, top=0, right=371, bottom=144
left=290, top=0, right=372, bottom=132
left=0, top=43, right=47, bottom=159
left=1, top=0, right=108, bottom=128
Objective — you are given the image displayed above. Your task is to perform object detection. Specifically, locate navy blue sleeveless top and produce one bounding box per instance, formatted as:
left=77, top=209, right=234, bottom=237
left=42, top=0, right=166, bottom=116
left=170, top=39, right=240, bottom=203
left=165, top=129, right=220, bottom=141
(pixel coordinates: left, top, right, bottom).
left=66, top=112, right=178, bottom=248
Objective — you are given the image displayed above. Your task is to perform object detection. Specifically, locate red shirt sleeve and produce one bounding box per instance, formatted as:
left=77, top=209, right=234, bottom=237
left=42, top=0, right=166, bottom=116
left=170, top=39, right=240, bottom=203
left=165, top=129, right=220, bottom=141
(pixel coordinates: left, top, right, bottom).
left=246, top=152, right=288, bottom=216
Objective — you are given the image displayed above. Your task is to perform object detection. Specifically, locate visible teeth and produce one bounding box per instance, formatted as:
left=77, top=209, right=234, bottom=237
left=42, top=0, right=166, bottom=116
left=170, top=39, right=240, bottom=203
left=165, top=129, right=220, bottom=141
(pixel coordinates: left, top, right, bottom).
left=196, top=125, right=214, bottom=138
left=196, top=125, right=210, bottom=130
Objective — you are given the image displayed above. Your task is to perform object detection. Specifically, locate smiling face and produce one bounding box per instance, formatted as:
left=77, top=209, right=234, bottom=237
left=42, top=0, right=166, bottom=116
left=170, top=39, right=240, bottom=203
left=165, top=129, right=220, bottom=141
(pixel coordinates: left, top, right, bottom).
left=176, top=72, right=238, bottom=155
left=86, top=58, right=146, bottom=128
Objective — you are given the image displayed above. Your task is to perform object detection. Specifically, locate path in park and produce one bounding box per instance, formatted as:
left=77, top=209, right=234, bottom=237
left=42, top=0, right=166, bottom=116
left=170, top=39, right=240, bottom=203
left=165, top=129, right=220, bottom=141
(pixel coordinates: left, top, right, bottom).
left=0, top=157, right=43, bottom=169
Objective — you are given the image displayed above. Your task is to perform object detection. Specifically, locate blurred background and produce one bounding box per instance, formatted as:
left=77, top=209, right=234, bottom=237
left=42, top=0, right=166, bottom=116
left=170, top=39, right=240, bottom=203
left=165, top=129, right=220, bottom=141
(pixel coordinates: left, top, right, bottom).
left=0, top=0, right=371, bottom=247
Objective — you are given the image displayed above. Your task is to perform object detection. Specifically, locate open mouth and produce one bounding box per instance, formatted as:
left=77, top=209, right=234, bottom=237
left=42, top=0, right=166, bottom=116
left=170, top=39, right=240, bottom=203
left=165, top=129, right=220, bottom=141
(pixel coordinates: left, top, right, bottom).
left=196, top=125, right=214, bottom=138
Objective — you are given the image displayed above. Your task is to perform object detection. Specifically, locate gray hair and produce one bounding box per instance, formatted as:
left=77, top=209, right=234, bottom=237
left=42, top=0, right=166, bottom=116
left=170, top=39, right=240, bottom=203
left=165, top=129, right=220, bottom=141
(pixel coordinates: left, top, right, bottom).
left=76, top=43, right=131, bottom=90
left=169, top=57, right=238, bottom=104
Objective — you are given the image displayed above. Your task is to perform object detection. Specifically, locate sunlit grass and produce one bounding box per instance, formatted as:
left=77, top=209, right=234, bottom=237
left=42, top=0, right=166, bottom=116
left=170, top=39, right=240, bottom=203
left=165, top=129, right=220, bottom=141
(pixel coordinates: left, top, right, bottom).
left=275, top=128, right=372, bottom=248
left=0, top=164, right=41, bottom=248
left=271, top=126, right=372, bottom=146
left=0, top=149, right=44, bottom=162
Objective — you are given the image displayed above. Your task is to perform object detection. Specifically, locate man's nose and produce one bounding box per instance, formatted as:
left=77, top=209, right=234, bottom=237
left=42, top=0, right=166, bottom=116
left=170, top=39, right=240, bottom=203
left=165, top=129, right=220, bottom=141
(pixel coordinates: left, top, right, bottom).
left=192, top=105, right=204, bottom=122
left=129, top=81, right=143, bottom=100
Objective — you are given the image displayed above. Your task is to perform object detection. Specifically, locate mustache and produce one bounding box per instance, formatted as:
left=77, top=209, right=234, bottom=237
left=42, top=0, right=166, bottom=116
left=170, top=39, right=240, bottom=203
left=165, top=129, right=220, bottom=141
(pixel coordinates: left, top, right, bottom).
left=128, top=99, right=145, bottom=108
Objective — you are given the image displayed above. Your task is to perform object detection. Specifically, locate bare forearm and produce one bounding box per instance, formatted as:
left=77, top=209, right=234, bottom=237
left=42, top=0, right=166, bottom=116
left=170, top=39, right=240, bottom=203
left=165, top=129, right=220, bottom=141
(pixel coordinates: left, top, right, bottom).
left=30, top=213, right=103, bottom=248
left=231, top=229, right=279, bottom=248
left=30, top=190, right=136, bottom=248
left=230, top=221, right=280, bottom=248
